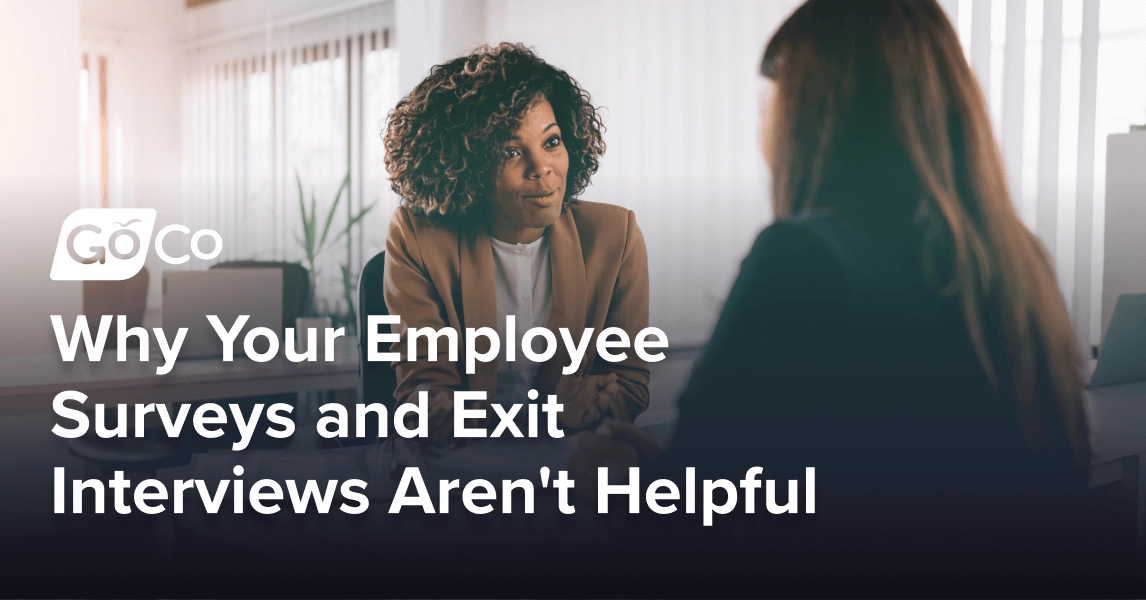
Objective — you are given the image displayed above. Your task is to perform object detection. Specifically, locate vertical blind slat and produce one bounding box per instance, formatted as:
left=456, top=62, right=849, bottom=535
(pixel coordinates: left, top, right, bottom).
left=1037, top=0, right=1064, bottom=264
left=1072, top=0, right=1103, bottom=350
left=971, top=0, right=993, bottom=94
left=1002, top=0, right=1027, bottom=223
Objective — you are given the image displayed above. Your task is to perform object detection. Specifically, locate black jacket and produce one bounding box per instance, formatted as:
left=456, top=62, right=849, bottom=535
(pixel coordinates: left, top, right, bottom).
left=646, top=211, right=1136, bottom=594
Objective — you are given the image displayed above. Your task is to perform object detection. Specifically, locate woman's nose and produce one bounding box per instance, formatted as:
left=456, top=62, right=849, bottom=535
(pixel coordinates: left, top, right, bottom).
left=525, top=155, right=552, bottom=179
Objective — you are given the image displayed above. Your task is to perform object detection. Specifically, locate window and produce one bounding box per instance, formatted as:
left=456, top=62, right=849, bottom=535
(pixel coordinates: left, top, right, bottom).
left=949, top=0, right=1146, bottom=348
left=79, top=52, right=113, bottom=209
left=183, top=2, right=399, bottom=317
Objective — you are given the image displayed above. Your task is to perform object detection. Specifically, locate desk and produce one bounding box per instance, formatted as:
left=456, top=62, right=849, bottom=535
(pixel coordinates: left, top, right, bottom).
left=0, top=336, right=360, bottom=416
left=1087, top=381, right=1146, bottom=467
left=1086, top=381, right=1146, bottom=564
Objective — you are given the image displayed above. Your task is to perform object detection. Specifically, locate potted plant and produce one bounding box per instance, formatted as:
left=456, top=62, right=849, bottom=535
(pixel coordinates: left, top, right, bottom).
left=295, top=170, right=375, bottom=334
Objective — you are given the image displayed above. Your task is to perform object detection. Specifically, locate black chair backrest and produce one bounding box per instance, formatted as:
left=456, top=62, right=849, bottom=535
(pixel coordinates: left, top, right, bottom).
left=210, top=261, right=309, bottom=330
left=358, top=251, right=398, bottom=409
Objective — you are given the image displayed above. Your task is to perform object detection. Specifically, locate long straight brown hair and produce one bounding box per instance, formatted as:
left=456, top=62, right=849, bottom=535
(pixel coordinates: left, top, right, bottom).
left=762, top=0, right=1088, bottom=463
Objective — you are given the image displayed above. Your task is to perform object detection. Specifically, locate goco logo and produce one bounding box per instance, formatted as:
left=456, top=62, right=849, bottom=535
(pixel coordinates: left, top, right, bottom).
left=50, top=209, right=222, bottom=281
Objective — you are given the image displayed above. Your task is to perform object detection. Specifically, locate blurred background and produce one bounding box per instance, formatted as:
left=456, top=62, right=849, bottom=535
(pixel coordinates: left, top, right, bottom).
left=0, top=0, right=1144, bottom=537
left=1, top=0, right=1145, bottom=350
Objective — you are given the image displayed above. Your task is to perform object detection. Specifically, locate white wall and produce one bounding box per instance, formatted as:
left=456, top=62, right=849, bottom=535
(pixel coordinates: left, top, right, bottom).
left=81, top=0, right=185, bottom=311
left=0, top=0, right=86, bottom=536
left=185, top=0, right=381, bottom=40
left=0, top=0, right=84, bottom=357
left=441, top=0, right=486, bottom=60
left=397, top=0, right=487, bottom=96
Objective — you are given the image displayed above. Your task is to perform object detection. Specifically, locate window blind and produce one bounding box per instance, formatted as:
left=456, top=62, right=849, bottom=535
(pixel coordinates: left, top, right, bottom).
left=182, top=0, right=399, bottom=316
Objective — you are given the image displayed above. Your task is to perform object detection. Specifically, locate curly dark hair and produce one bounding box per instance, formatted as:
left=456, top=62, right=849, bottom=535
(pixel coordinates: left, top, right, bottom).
left=383, top=43, right=606, bottom=224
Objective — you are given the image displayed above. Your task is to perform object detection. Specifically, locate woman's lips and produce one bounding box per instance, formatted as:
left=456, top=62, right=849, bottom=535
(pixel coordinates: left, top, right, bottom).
left=522, top=190, right=559, bottom=206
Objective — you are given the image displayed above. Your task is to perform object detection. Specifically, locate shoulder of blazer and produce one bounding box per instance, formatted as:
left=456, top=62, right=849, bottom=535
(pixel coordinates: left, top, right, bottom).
left=389, top=205, right=464, bottom=262
left=566, top=199, right=637, bottom=255
left=567, top=199, right=633, bottom=228
left=391, top=204, right=458, bottom=238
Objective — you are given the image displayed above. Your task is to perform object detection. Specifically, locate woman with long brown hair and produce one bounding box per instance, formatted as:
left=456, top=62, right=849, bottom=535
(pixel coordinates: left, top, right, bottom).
left=757, top=0, right=1087, bottom=463
left=574, top=0, right=1134, bottom=592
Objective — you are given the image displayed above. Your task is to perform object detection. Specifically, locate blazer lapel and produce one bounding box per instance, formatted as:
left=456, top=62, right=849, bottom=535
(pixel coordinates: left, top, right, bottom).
left=459, top=228, right=499, bottom=401
left=537, top=208, right=588, bottom=394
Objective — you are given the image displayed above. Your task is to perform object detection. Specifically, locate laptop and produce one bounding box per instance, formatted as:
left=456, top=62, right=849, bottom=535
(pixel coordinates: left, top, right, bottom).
left=1090, top=293, right=1146, bottom=387
left=162, top=269, right=283, bottom=359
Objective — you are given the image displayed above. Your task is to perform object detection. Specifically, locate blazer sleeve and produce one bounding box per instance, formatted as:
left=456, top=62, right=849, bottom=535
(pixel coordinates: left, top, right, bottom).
left=599, top=209, right=652, bottom=419
left=383, top=209, right=464, bottom=406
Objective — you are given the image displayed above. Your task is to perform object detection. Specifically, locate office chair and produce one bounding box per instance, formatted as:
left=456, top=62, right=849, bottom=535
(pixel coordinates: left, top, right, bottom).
left=344, top=250, right=398, bottom=446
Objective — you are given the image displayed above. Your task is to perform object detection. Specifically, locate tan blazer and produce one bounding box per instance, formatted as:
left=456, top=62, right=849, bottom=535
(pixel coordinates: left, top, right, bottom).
left=382, top=200, right=650, bottom=423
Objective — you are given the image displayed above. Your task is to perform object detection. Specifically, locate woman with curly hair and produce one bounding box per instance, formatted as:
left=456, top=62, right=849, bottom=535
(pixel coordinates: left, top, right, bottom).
left=382, top=43, right=649, bottom=439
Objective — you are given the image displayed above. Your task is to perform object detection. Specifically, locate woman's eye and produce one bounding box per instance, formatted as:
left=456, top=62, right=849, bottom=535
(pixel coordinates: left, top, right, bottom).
left=504, top=147, right=520, bottom=158
left=545, top=136, right=562, bottom=148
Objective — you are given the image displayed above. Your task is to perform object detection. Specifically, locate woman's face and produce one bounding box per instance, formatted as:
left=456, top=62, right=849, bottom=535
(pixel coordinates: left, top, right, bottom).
left=488, top=97, right=569, bottom=244
left=758, top=79, right=778, bottom=171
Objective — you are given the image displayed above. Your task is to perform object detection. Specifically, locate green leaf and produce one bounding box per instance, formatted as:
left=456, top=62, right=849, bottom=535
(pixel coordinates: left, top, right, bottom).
left=308, top=192, right=319, bottom=260
left=309, top=192, right=318, bottom=234
left=319, top=172, right=351, bottom=250
left=347, top=201, right=376, bottom=228
left=296, top=172, right=313, bottom=257
left=329, top=201, right=376, bottom=247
